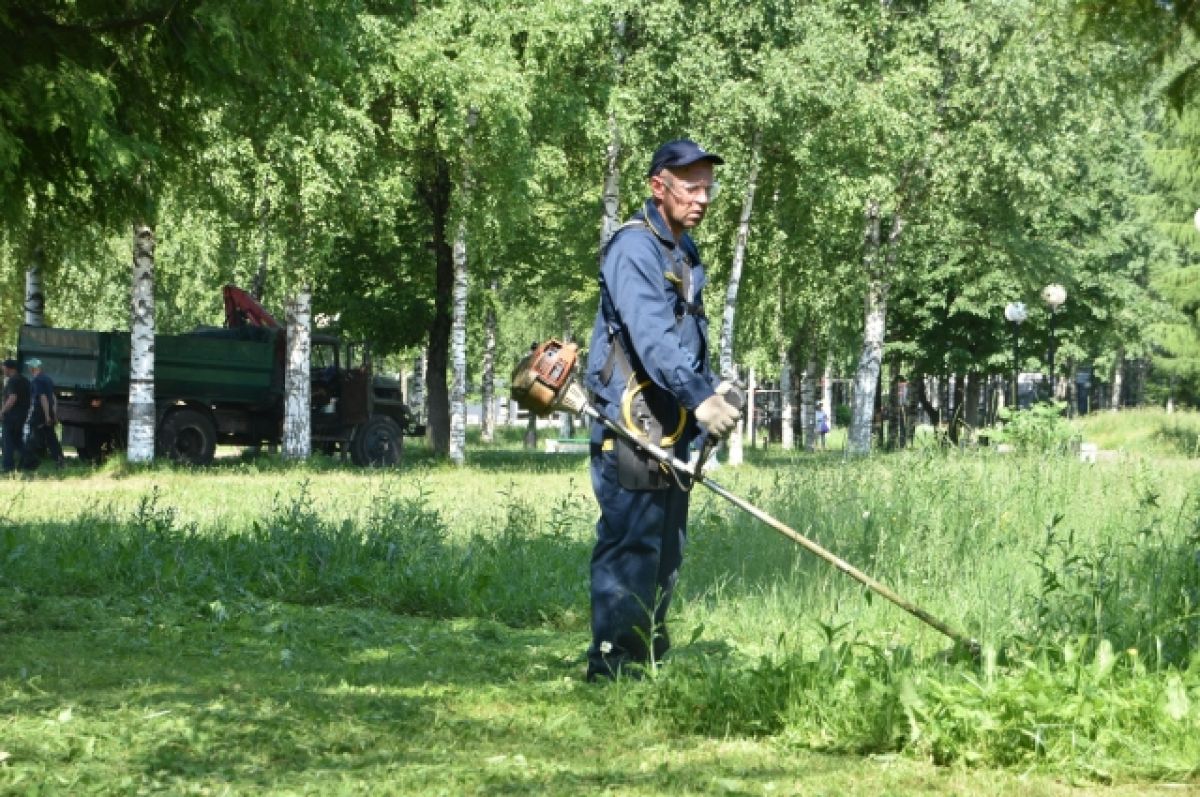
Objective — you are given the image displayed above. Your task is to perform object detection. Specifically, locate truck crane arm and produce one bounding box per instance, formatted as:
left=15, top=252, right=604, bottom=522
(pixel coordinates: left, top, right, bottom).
left=223, top=285, right=280, bottom=329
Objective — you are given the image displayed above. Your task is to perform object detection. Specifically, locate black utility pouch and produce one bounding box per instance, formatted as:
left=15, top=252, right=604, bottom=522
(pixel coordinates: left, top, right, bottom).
left=615, top=435, right=670, bottom=491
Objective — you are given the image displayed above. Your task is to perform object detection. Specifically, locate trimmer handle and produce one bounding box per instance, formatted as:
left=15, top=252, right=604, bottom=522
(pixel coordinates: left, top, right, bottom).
left=692, top=382, right=746, bottom=484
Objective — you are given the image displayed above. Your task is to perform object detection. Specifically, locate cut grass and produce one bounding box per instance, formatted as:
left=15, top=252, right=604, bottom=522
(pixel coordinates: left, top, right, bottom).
left=2, top=596, right=1188, bottom=796
left=1, top=435, right=1199, bottom=793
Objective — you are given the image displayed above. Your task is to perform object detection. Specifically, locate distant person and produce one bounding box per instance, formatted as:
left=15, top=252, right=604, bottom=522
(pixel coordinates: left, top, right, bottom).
left=814, top=401, right=829, bottom=450
left=1, top=358, right=30, bottom=473
left=26, top=358, right=65, bottom=469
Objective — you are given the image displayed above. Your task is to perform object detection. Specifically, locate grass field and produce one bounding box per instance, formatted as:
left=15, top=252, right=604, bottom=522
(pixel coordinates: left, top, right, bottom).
left=2, top=412, right=1199, bottom=795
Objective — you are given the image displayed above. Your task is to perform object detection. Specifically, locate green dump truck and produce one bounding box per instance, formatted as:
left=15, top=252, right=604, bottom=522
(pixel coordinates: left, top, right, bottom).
left=15, top=289, right=423, bottom=466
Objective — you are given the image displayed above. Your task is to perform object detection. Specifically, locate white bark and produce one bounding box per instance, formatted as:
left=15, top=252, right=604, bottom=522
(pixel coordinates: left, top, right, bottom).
left=1110, top=348, right=1124, bottom=412
left=283, top=288, right=312, bottom=460
left=822, top=355, right=834, bottom=430
left=802, top=355, right=817, bottom=451
left=780, top=347, right=794, bottom=450
left=727, top=365, right=744, bottom=466
left=24, top=248, right=45, bottom=327
left=127, top=225, right=157, bottom=463
left=849, top=203, right=901, bottom=455
left=480, top=280, right=498, bottom=443
left=746, top=366, right=757, bottom=448
left=449, top=107, right=478, bottom=466
left=848, top=200, right=882, bottom=454
left=252, top=176, right=271, bottom=301
left=412, top=351, right=427, bottom=423
left=719, top=133, right=760, bottom=377
left=598, top=15, right=626, bottom=255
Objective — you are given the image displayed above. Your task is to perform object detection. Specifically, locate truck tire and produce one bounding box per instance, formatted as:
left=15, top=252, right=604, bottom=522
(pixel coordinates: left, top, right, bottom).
left=350, top=414, right=403, bottom=467
left=158, top=408, right=217, bottom=465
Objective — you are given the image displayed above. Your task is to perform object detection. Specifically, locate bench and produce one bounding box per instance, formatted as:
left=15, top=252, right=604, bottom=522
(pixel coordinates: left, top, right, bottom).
left=545, top=437, right=590, bottom=454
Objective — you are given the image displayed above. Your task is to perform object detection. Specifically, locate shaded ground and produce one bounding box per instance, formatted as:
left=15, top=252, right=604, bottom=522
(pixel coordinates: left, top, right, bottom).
left=2, top=596, right=1194, bottom=796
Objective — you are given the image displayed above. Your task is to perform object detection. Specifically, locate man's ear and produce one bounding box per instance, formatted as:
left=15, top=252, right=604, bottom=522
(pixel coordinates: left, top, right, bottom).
left=648, top=175, right=666, bottom=202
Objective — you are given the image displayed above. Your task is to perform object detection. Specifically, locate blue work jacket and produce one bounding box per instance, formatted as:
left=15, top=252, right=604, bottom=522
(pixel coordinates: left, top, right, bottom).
left=585, top=199, right=718, bottom=441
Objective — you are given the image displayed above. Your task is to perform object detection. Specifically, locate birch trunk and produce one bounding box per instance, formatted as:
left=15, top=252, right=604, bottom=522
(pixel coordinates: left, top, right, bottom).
left=802, top=354, right=817, bottom=451
left=848, top=200, right=883, bottom=454
left=283, top=288, right=312, bottom=460
left=822, top=356, right=834, bottom=432
left=1110, top=348, right=1124, bottom=411
left=558, top=321, right=575, bottom=439
left=127, top=225, right=156, bottom=463
left=252, top=178, right=271, bottom=300
left=746, top=367, right=757, bottom=449
left=480, top=280, right=498, bottom=443
left=412, top=351, right=427, bottom=424
left=24, top=247, right=45, bottom=327
left=598, top=14, right=627, bottom=255
left=449, top=107, right=478, bottom=466
left=718, top=132, right=761, bottom=377
left=727, top=363, right=744, bottom=465
left=964, top=372, right=982, bottom=429
left=780, top=346, right=794, bottom=450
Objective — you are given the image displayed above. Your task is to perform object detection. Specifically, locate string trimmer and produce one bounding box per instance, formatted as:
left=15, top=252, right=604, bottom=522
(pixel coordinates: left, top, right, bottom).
left=511, top=339, right=980, bottom=655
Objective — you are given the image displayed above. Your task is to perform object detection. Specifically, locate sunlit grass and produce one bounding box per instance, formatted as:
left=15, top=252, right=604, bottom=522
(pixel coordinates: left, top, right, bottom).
left=2, top=423, right=1199, bottom=792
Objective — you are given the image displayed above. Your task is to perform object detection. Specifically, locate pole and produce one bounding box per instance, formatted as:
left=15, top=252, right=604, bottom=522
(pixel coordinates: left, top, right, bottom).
left=580, top=403, right=979, bottom=652
left=1011, top=321, right=1020, bottom=408
left=1048, top=309, right=1057, bottom=399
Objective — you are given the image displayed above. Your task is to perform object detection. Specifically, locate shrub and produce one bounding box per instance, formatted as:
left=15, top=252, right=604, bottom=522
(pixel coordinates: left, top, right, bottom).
left=995, top=401, right=1080, bottom=453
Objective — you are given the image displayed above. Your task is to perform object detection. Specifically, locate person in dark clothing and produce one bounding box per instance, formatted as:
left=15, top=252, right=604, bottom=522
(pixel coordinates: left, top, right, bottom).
left=26, top=358, right=65, bottom=468
left=1, top=359, right=30, bottom=472
left=583, top=139, right=740, bottom=680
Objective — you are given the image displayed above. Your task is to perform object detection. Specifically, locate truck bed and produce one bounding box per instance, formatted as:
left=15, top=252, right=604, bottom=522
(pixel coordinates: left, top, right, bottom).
left=18, top=325, right=282, bottom=406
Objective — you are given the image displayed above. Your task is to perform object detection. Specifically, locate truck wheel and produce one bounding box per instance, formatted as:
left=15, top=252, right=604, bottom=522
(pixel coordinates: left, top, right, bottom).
left=158, top=408, right=217, bottom=465
left=350, top=414, right=403, bottom=467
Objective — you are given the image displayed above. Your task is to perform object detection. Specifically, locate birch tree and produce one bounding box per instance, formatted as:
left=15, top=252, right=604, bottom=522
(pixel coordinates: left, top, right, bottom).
left=127, top=225, right=156, bottom=463
left=23, top=248, right=44, bottom=327
left=449, top=107, right=479, bottom=466
left=283, top=288, right=312, bottom=459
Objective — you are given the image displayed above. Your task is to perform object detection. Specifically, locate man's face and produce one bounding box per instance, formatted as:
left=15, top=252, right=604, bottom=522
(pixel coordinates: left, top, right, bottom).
left=651, top=161, right=716, bottom=235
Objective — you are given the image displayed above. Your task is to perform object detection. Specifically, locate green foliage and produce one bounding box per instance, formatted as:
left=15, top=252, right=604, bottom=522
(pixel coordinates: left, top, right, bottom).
left=994, top=402, right=1081, bottom=453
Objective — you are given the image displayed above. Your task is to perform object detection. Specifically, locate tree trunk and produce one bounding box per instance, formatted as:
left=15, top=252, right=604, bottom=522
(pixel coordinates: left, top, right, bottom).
left=719, top=131, right=761, bottom=378
left=423, top=157, right=455, bottom=457
left=780, top=345, right=794, bottom=450
left=849, top=200, right=883, bottom=454
left=283, top=288, right=312, bottom=460
left=964, top=372, right=982, bottom=429
left=802, top=353, right=817, bottom=450
left=252, top=178, right=271, bottom=301
left=1110, top=348, right=1124, bottom=411
left=746, top=366, right=758, bottom=449
left=598, top=14, right=627, bottom=256
left=523, top=411, right=537, bottom=449
left=822, top=355, right=834, bottom=432
left=480, top=280, right=498, bottom=444
left=411, top=351, right=427, bottom=425
left=127, top=224, right=156, bottom=463
left=24, top=247, right=45, bottom=327
left=449, top=108, right=478, bottom=467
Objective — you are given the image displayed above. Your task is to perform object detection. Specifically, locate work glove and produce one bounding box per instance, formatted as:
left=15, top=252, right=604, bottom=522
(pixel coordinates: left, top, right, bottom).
left=695, top=392, right=741, bottom=439
left=715, top=380, right=745, bottom=410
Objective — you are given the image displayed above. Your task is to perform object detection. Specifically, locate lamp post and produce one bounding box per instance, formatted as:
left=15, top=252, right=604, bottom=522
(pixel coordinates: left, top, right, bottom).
left=1004, top=302, right=1028, bottom=408
left=1041, top=284, right=1067, bottom=399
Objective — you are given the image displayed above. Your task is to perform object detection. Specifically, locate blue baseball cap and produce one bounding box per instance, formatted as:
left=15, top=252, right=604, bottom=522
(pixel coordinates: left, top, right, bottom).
left=646, top=139, right=724, bottom=177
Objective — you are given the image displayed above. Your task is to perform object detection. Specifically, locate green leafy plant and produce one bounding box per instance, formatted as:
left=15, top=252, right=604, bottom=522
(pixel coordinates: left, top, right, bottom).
left=994, top=402, right=1081, bottom=453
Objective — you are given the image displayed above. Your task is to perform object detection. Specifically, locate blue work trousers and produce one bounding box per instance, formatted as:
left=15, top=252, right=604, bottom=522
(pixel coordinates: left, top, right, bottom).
left=587, top=440, right=691, bottom=678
